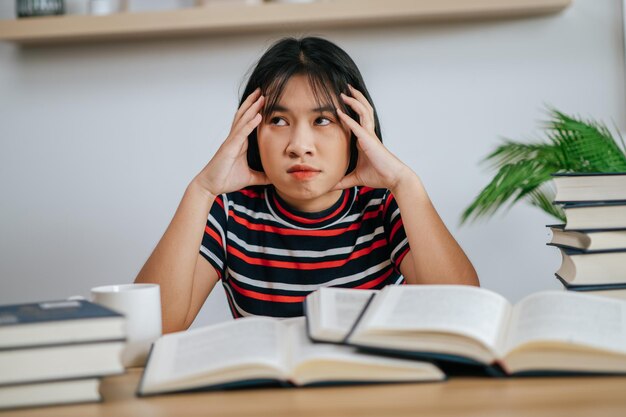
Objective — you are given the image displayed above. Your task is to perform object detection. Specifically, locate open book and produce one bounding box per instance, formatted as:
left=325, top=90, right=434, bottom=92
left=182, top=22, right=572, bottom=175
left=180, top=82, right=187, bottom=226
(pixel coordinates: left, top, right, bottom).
left=305, top=286, right=626, bottom=376
left=137, top=316, right=443, bottom=396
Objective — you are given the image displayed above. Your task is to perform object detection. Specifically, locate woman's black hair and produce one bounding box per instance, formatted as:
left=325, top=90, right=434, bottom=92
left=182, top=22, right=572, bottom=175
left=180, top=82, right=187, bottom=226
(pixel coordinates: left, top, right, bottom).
left=242, top=36, right=382, bottom=173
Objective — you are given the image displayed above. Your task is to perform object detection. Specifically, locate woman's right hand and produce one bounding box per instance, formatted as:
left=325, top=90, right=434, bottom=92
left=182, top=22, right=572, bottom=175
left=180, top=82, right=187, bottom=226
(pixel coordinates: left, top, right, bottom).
left=193, top=88, right=269, bottom=197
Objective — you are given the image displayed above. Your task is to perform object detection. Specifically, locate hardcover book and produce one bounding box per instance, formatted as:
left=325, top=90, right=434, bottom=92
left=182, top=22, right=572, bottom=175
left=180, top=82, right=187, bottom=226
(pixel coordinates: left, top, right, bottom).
left=305, top=286, right=626, bottom=376
left=547, top=224, right=626, bottom=251
left=550, top=246, right=626, bottom=288
left=552, top=172, right=626, bottom=203
left=0, top=299, right=126, bottom=350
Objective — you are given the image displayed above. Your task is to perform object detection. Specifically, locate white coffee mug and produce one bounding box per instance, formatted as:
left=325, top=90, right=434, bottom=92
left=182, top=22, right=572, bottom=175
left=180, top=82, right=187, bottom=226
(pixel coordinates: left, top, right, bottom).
left=90, top=283, right=162, bottom=368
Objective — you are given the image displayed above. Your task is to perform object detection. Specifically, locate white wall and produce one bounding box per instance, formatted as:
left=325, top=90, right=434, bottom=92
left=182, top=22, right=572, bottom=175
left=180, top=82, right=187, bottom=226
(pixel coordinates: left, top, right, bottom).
left=1, top=0, right=624, bottom=328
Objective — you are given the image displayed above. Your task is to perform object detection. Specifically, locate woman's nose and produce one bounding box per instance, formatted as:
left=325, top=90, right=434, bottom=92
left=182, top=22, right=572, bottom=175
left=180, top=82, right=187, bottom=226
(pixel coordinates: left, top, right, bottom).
left=286, top=124, right=315, bottom=158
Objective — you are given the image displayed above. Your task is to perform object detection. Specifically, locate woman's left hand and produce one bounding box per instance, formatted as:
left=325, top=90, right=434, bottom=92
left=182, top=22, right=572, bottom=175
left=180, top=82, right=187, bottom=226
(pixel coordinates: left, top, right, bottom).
left=334, top=85, right=411, bottom=192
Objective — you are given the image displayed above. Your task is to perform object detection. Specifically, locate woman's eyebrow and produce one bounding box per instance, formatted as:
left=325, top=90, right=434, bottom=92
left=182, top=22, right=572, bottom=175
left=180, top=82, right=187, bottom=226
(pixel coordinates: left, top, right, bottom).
left=272, top=104, right=336, bottom=113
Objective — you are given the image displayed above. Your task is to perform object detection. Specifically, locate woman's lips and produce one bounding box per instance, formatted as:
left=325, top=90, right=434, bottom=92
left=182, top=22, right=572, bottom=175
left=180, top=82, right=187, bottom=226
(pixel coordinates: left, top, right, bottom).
left=287, top=165, right=321, bottom=180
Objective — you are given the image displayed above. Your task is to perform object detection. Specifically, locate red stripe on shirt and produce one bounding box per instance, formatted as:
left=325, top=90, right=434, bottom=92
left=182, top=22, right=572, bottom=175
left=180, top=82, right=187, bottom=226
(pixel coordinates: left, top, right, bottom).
left=358, top=186, right=375, bottom=196
left=227, top=239, right=387, bottom=270
left=383, top=192, right=394, bottom=219
left=204, top=225, right=223, bottom=247
left=389, top=217, right=404, bottom=243
left=229, top=209, right=380, bottom=237
left=215, top=196, right=224, bottom=209
left=273, top=191, right=349, bottom=225
left=229, top=280, right=305, bottom=303
left=395, top=246, right=410, bottom=268
left=239, top=189, right=263, bottom=199
left=354, top=267, right=394, bottom=289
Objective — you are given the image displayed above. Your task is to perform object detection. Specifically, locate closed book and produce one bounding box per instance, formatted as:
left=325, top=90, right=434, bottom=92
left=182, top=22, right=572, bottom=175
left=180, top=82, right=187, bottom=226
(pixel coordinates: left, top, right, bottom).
left=0, top=378, right=101, bottom=410
left=0, top=341, right=125, bottom=386
left=547, top=224, right=626, bottom=251
left=0, top=299, right=125, bottom=350
left=306, top=286, right=626, bottom=376
left=552, top=172, right=626, bottom=203
left=560, top=201, right=626, bottom=230
left=551, top=246, right=626, bottom=288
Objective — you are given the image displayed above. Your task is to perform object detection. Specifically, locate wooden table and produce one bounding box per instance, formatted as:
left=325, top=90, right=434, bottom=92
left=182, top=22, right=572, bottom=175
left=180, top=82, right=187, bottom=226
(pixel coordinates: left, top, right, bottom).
left=3, top=369, right=626, bottom=417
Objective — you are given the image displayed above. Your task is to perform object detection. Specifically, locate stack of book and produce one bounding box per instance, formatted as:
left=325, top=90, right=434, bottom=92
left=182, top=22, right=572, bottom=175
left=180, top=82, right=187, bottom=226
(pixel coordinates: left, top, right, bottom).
left=0, top=299, right=126, bottom=410
left=547, top=172, right=626, bottom=299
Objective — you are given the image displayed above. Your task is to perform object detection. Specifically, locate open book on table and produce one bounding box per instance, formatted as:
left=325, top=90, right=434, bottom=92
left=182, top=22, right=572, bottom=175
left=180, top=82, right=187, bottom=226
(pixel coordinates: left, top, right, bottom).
left=305, top=286, right=626, bottom=376
left=137, top=316, right=444, bottom=396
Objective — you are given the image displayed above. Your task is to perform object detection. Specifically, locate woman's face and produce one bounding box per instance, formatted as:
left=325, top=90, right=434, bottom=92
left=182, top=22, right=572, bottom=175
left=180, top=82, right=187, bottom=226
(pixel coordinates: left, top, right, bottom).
left=256, top=75, right=351, bottom=212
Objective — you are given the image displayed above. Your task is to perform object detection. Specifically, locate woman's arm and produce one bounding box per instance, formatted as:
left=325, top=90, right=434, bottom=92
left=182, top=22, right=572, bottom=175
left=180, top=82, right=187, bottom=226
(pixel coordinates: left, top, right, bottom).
left=135, top=89, right=269, bottom=333
left=391, top=171, right=478, bottom=285
left=335, top=85, right=478, bottom=286
left=135, top=182, right=220, bottom=334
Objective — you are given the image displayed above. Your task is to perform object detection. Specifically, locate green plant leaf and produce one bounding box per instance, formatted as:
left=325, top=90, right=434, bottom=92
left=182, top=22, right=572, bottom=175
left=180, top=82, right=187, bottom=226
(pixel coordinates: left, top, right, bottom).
left=461, top=109, right=626, bottom=225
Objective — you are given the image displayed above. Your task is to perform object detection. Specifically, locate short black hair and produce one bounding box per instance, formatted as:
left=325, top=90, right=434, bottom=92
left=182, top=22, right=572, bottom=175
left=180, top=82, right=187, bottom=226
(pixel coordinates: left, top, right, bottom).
left=241, top=36, right=382, bottom=173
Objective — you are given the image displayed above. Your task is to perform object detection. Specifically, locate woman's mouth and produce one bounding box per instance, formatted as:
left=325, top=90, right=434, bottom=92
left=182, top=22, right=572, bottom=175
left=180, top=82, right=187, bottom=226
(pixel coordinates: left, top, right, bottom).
left=287, top=165, right=321, bottom=180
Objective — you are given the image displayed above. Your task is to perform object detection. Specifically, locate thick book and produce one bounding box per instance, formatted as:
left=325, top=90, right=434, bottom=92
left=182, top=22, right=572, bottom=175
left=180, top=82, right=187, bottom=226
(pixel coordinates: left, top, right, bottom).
left=137, top=316, right=444, bottom=396
left=547, top=224, right=626, bottom=251
left=0, top=378, right=101, bottom=410
left=559, top=201, right=626, bottom=230
left=0, top=299, right=126, bottom=349
left=305, top=286, right=626, bottom=376
left=552, top=172, right=626, bottom=203
left=550, top=246, right=626, bottom=288
left=0, top=340, right=126, bottom=386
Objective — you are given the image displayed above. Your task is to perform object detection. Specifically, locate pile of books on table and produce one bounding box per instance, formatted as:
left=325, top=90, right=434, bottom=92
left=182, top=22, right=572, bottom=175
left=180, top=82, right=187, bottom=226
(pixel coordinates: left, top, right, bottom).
left=0, top=299, right=126, bottom=410
left=547, top=172, right=626, bottom=299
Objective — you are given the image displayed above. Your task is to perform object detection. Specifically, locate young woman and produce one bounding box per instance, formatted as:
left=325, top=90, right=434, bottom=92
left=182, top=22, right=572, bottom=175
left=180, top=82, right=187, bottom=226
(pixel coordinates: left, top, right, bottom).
left=135, top=37, right=479, bottom=333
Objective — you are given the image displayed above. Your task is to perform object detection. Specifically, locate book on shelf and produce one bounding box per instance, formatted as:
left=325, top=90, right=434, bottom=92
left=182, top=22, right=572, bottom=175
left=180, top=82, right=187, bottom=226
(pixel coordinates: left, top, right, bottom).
left=552, top=172, right=626, bottom=203
left=0, top=378, right=101, bottom=411
left=305, top=286, right=626, bottom=376
left=0, top=299, right=126, bottom=350
left=137, top=316, right=444, bottom=396
left=547, top=224, right=626, bottom=251
left=558, top=201, right=626, bottom=230
left=549, top=246, right=626, bottom=289
left=0, top=299, right=126, bottom=387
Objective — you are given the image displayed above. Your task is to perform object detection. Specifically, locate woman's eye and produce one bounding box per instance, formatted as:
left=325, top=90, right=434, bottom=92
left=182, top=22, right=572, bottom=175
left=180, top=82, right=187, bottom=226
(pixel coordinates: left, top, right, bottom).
left=315, top=117, right=331, bottom=126
left=269, top=117, right=287, bottom=126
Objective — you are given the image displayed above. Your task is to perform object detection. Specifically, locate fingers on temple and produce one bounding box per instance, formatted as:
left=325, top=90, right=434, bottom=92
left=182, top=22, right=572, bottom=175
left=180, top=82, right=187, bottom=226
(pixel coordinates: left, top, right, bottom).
left=341, top=91, right=374, bottom=132
left=337, top=107, right=368, bottom=139
left=348, top=85, right=375, bottom=115
left=234, top=95, right=265, bottom=136
left=233, top=88, right=262, bottom=124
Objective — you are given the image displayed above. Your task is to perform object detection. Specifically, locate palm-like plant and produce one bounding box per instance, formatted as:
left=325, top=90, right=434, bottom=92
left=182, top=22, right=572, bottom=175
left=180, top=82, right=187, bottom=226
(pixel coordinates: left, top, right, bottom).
left=461, top=109, right=626, bottom=224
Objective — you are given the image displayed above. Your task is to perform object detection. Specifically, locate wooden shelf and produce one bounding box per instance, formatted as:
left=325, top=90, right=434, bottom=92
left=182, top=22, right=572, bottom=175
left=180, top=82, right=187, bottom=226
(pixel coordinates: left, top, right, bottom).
left=0, top=0, right=572, bottom=45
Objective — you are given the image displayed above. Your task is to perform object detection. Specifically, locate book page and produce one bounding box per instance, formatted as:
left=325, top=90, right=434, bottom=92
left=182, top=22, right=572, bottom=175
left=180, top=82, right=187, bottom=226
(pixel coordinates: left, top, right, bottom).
left=504, top=291, right=626, bottom=355
left=284, top=317, right=443, bottom=384
left=149, top=317, right=287, bottom=383
left=361, top=286, right=511, bottom=351
left=285, top=317, right=350, bottom=364
left=319, top=288, right=377, bottom=338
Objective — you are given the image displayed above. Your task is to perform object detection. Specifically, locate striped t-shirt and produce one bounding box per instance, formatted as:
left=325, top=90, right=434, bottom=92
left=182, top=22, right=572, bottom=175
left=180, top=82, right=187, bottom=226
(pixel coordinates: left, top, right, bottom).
left=200, top=185, right=410, bottom=318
